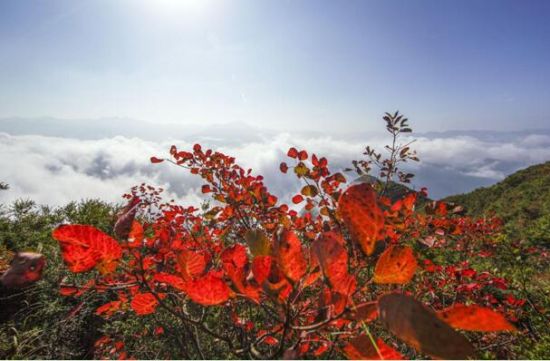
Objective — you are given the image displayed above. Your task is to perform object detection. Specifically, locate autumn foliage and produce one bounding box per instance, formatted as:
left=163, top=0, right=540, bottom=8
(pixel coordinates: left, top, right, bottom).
left=51, top=117, right=526, bottom=359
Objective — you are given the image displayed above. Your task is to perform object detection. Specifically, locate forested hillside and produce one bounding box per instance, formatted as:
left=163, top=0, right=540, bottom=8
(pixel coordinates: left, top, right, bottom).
left=445, top=162, right=550, bottom=245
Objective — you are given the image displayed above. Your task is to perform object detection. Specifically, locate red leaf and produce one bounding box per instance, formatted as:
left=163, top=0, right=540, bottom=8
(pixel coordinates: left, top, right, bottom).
left=177, top=249, right=210, bottom=280
left=221, top=244, right=260, bottom=302
left=373, top=245, right=417, bottom=284
left=337, top=183, right=385, bottom=255
left=221, top=244, right=248, bottom=271
left=150, top=156, right=164, bottom=163
left=287, top=147, right=299, bottom=158
left=292, top=194, right=304, bottom=204
left=59, top=285, right=79, bottom=297
left=313, top=232, right=356, bottom=295
left=252, top=255, right=272, bottom=284
left=184, top=271, right=232, bottom=306
left=201, top=185, right=212, bottom=193
left=437, top=304, right=517, bottom=332
left=153, top=272, right=187, bottom=291
left=298, top=150, right=308, bottom=160
left=274, top=229, right=307, bottom=283
left=343, top=336, right=404, bottom=360
left=126, top=221, right=144, bottom=248
left=263, top=336, right=279, bottom=345
left=53, top=225, right=122, bottom=274
left=96, top=300, right=123, bottom=317
left=131, top=292, right=158, bottom=315
left=313, top=342, right=329, bottom=357
left=280, top=162, right=289, bottom=174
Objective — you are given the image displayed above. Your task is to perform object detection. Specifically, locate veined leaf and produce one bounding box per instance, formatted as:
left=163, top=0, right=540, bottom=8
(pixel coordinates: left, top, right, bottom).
left=131, top=292, right=158, bottom=315
left=177, top=249, right=210, bottom=280
left=337, top=183, right=385, bottom=255
left=313, top=232, right=356, bottom=296
left=274, top=229, right=307, bottom=283
left=437, top=304, right=517, bottom=332
left=373, top=245, right=417, bottom=284
left=52, top=225, right=122, bottom=274
left=185, top=271, right=232, bottom=306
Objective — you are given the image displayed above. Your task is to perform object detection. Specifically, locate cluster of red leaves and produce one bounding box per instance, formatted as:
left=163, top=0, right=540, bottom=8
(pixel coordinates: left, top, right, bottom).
left=52, top=144, right=524, bottom=360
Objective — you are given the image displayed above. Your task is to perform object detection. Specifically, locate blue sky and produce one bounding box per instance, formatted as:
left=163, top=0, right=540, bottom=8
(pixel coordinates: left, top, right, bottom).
left=1, top=0, right=549, bottom=132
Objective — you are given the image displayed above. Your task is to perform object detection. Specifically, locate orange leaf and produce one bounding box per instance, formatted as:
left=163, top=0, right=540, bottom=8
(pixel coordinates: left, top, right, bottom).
left=287, top=147, right=299, bottom=158
left=177, top=249, right=210, bottom=281
left=343, top=335, right=404, bottom=360
left=378, top=293, right=475, bottom=359
left=96, top=300, right=123, bottom=317
left=221, top=244, right=248, bottom=271
left=373, top=245, right=417, bottom=284
left=221, top=244, right=260, bottom=302
left=184, top=271, right=232, bottom=306
left=59, top=285, right=80, bottom=297
left=153, top=272, right=187, bottom=291
left=126, top=221, right=144, bottom=248
left=252, top=255, right=272, bottom=285
left=313, top=232, right=356, bottom=296
left=437, top=304, right=517, bottom=332
left=52, top=225, right=122, bottom=274
left=274, top=229, right=307, bottom=283
left=131, top=292, right=158, bottom=315
left=337, top=183, right=384, bottom=255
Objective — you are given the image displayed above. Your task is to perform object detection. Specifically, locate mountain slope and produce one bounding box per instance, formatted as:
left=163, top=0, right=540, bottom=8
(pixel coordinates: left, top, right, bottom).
left=444, top=161, right=550, bottom=245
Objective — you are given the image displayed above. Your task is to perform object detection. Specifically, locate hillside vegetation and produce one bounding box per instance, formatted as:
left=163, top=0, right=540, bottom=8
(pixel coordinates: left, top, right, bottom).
left=445, top=161, right=550, bottom=246
left=1, top=114, right=548, bottom=359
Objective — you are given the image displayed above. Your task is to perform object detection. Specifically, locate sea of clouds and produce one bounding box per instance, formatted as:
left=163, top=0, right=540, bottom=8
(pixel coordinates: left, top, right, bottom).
left=1, top=119, right=550, bottom=207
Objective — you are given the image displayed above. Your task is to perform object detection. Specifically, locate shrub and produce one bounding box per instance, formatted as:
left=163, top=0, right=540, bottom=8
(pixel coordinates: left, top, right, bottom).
left=50, top=113, right=525, bottom=359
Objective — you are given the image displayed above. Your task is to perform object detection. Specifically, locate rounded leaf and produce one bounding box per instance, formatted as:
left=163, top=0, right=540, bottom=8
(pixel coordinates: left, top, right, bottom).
left=274, top=229, right=307, bottom=283
left=185, top=271, right=232, bottom=306
left=373, top=245, right=417, bottom=284
left=131, top=292, right=158, bottom=315
left=337, top=183, right=384, bottom=255
left=52, top=225, right=122, bottom=274
left=313, top=232, right=356, bottom=295
left=301, top=185, right=318, bottom=197
left=437, top=304, right=517, bottom=332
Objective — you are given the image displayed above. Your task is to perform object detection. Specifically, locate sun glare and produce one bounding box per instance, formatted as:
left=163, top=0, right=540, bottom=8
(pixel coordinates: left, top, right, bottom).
left=147, top=0, right=209, bottom=19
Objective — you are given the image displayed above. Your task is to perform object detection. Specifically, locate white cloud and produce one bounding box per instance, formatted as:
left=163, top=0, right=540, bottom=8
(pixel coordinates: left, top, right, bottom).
left=1, top=130, right=549, bottom=207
